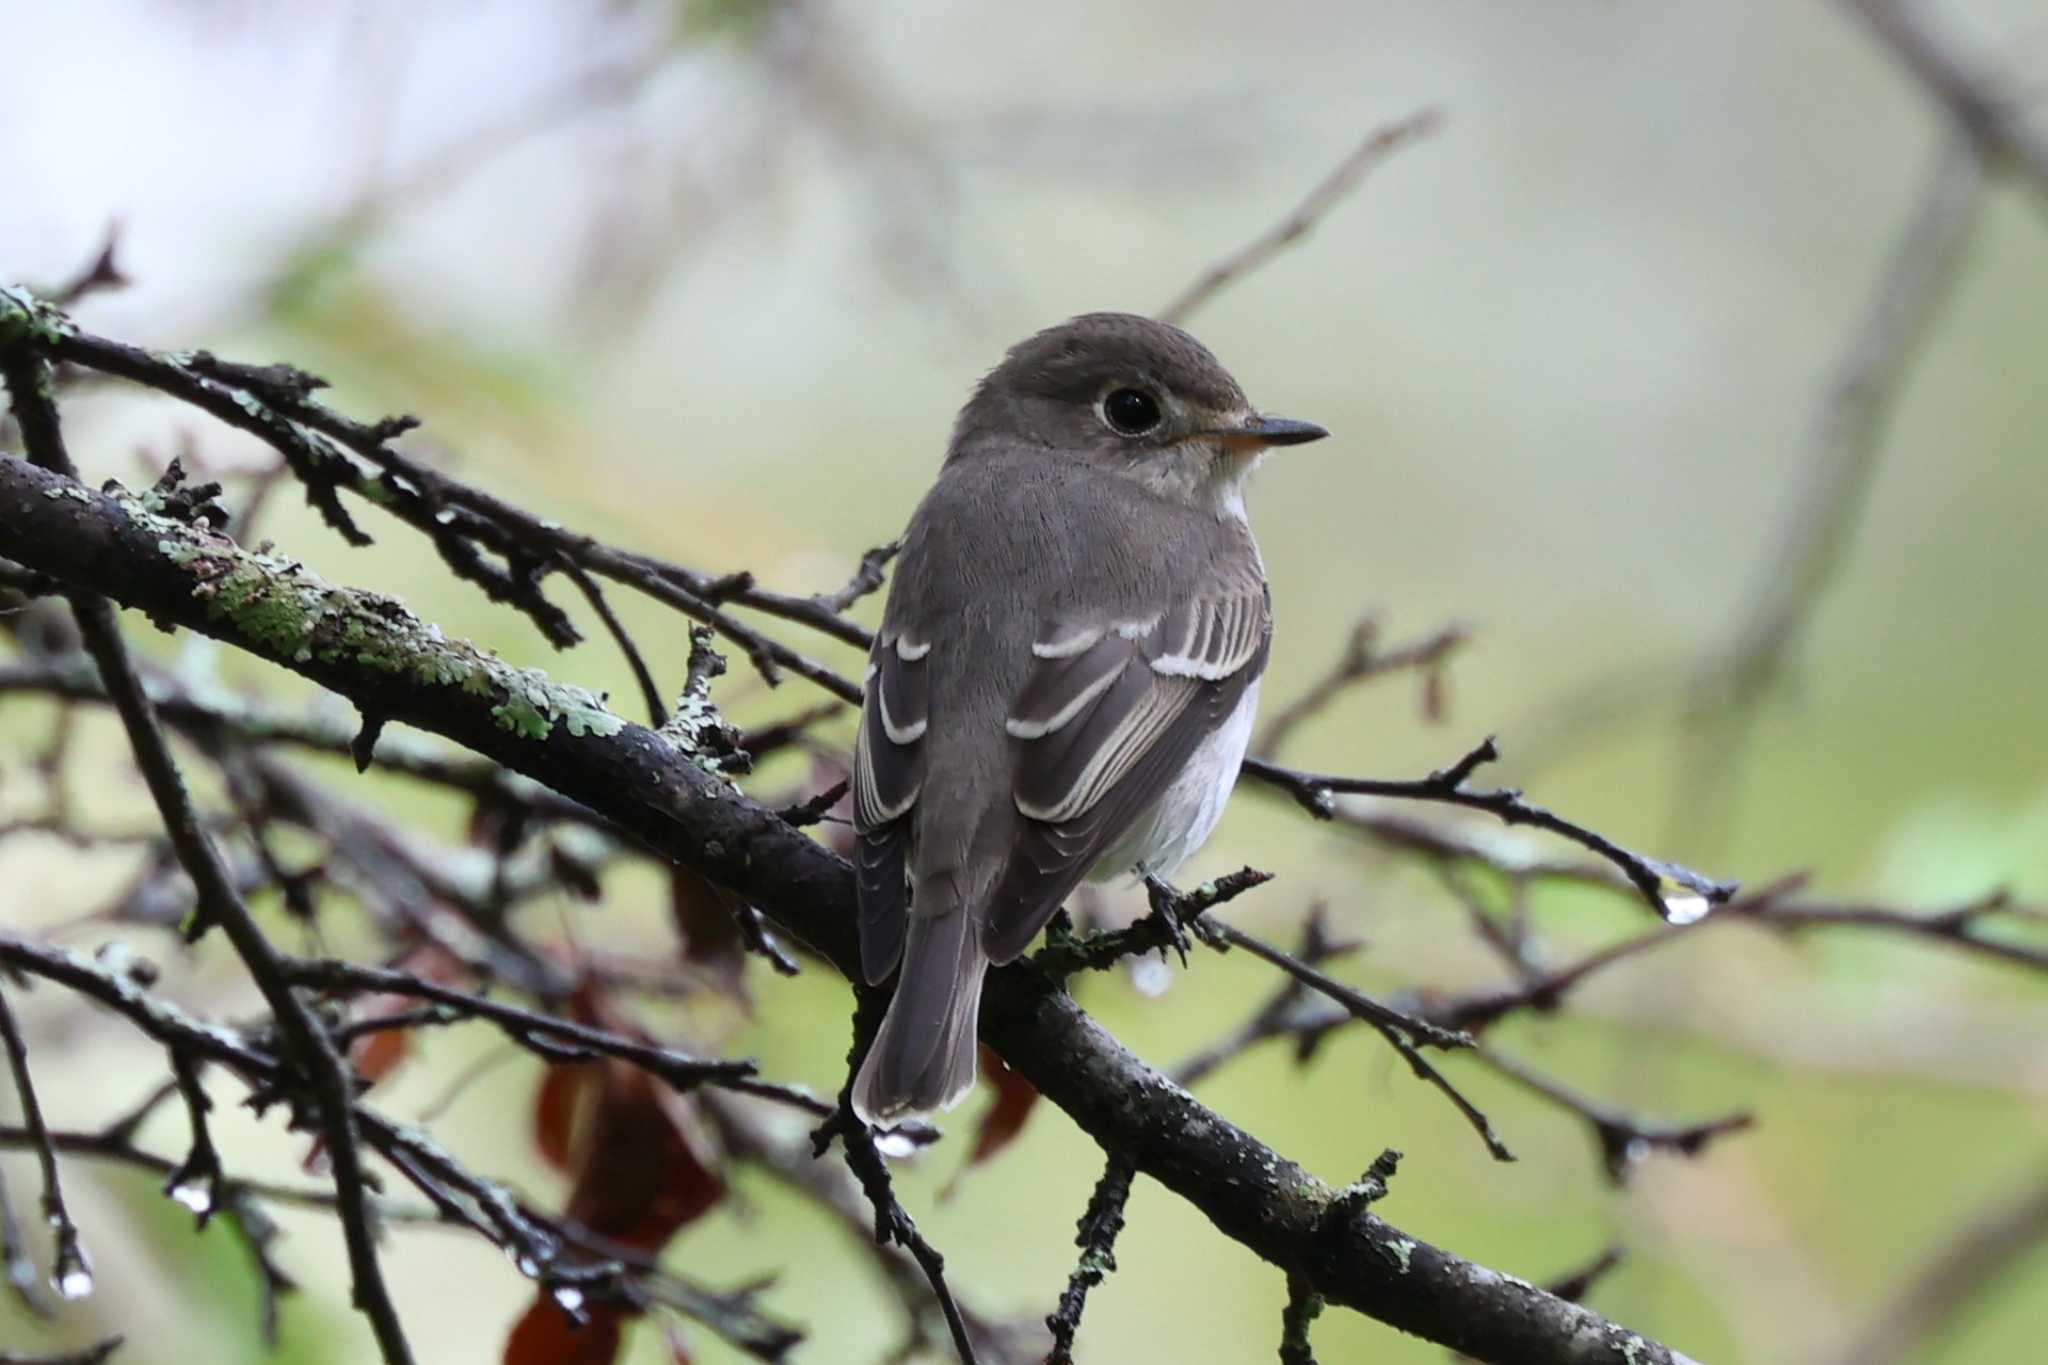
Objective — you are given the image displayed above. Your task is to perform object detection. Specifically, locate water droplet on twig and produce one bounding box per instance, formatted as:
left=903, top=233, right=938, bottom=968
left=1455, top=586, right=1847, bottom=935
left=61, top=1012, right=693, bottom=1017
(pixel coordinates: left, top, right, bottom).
left=1660, top=892, right=1713, bottom=926
left=169, top=1181, right=214, bottom=1215
left=874, top=1130, right=920, bottom=1160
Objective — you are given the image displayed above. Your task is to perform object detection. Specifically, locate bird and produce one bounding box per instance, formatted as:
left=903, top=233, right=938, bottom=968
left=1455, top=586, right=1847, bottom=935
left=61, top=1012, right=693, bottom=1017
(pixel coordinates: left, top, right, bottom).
left=850, top=312, right=1326, bottom=1123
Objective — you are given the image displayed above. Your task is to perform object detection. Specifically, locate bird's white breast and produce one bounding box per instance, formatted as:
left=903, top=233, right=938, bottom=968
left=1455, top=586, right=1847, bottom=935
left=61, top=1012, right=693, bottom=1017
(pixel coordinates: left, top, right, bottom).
left=1093, top=680, right=1261, bottom=883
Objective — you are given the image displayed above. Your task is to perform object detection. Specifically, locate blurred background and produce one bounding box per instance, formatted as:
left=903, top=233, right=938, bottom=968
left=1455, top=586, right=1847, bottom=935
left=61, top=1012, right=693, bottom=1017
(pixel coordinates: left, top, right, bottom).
left=2, top=0, right=2045, bottom=1361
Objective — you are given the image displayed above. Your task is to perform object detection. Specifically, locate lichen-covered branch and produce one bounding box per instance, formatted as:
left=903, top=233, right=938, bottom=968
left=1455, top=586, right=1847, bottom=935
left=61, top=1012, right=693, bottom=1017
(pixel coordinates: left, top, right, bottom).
left=0, top=427, right=1702, bottom=1364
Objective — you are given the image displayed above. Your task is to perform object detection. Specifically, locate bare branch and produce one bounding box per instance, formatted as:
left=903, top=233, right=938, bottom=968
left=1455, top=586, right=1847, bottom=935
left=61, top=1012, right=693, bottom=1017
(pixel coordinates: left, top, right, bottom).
left=556, top=552, right=667, bottom=725
left=1, top=342, right=414, bottom=1365
left=1248, top=737, right=1737, bottom=920
left=1844, top=0, right=2048, bottom=200
left=1473, top=1046, right=1755, bottom=1185
left=1279, top=1271, right=1325, bottom=1365
left=1043, top=1153, right=1135, bottom=1364
left=1831, top=1170, right=2048, bottom=1365
left=1253, top=617, right=1468, bottom=761
left=1679, top=133, right=1984, bottom=835
left=1160, top=109, right=1444, bottom=324
left=47, top=224, right=129, bottom=307
left=0, top=984, right=90, bottom=1300
left=0, top=1337, right=124, bottom=1365
left=1, top=304, right=1721, bottom=1364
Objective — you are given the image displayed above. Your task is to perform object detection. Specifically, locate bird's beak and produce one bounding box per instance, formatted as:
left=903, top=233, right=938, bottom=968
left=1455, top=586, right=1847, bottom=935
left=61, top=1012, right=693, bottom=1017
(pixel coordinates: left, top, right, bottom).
left=1211, top=414, right=1329, bottom=450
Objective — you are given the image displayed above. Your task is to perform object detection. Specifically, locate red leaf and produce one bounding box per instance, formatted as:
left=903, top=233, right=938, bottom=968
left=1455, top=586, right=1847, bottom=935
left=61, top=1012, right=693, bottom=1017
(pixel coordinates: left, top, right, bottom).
left=530, top=985, right=728, bottom=1248
left=347, top=945, right=467, bottom=1087
left=533, top=1062, right=587, bottom=1175
left=349, top=1024, right=411, bottom=1088
left=564, top=1063, right=725, bottom=1249
left=504, top=1297, right=623, bottom=1365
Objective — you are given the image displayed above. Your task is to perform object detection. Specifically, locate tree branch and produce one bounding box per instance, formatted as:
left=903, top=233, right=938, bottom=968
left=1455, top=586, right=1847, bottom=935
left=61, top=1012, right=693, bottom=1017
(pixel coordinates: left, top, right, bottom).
left=1843, top=0, right=2048, bottom=201
left=1, top=342, right=414, bottom=1365
left=1247, top=738, right=1737, bottom=920
left=1160, top=109, right=1444, bottom=324
left=0, top=983, right=90, bottom=1300
left=0, top=440, right=1704, bottom=1364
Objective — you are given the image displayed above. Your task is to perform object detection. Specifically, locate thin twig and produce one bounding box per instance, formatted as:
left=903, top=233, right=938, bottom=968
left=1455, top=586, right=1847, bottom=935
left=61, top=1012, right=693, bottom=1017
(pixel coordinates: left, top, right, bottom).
left=0, top=984, right=89, bottom=1299
left=1254, top=617, right=1467, bottom=760
left=1247, top=737, right=1738, bottom=919
left=1679, top=133, right=1984, bottom=838
left=1734, top=888, right=2048, bottom=975
left=1210, top=922, right=1471, bottom=1051
left=48, top=225, right=129, bottom=306
left=818, top=989, right=981, bottom=1365
left=1844, top=0, right=2048, bottom=200
left=1166, top=910, right=1360, bottom=1089
left=1279, top=1272, right=1324, bottom=1365
left=1474, top=1046, right=1754, bottom=1184
left=831, top=1114, right=981, bottom=1365
left=556, top=553, right=666, bottom=726
left=0, top=1149, right=45, bottom=1317
left=0, top=1337, right=124, bottom=1365
left=0, top=346, right=416, bottom=1365
left=284, top=957, right=760, bottom=1093
left=1830, top=1170, right=2048, bottom=1365
left=808, top=541, right=900, bottom=615
left=1160, top=108, right=1444, bottom=324
left=1044, top=1154, right=1136, bottom=1364
left=1544, top=1245, right=1626, bottom=1304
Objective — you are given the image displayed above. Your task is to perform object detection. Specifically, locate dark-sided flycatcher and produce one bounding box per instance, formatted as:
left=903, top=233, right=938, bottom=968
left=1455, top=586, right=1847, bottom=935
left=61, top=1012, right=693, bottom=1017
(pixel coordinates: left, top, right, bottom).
left=852, top=312, right=1325, bottom=1122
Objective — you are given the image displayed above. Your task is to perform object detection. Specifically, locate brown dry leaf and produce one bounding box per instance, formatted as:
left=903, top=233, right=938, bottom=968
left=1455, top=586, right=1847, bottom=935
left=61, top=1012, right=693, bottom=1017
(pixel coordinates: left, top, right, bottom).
left=565, top=1060, right=726, bottom=1248
left=670, top=865, right=746, bottom=994
left=346, top=944, right=466, bottom=1087
left=534, top=985, right=729, bottom=1248
left=509, top=986, right=731, bottom=1363
left=349, top=1022, right=410, bottom=1089
left=532, top=1060, right=586, bottom=1175
left=503, top=1295, right=623, bottom=1365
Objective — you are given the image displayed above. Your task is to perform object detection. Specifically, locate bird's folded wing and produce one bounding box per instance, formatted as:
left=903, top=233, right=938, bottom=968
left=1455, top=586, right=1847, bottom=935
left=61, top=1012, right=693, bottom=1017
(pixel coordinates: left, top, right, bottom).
left=854, top=629, right=930, bottom=982
left=982, top=584, right=1270, bottom=963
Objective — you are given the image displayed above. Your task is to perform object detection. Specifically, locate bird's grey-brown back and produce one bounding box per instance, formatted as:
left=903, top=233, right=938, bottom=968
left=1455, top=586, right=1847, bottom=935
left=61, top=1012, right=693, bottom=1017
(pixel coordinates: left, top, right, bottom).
left=887, top=453, right=1261, bottom=882
left=850, top=312, right=1322, bottom=1122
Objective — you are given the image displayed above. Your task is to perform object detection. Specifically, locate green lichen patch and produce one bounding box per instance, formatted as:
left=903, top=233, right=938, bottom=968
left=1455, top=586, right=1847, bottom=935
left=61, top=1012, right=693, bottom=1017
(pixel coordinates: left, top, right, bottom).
left=123, top=487, right=627, bottom=743
left=203, top=560, right=327, bottom=661
left=488, top=669, right=625, bottom=740
left=656, top=627, right=750, bottom=775
left=0, top=286, right=78, bottom=347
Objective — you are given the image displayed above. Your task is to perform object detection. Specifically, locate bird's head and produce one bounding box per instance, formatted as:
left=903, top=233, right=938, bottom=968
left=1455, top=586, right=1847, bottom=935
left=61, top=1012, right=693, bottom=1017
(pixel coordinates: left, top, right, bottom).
left=947, top=312, right=1326, bottom=518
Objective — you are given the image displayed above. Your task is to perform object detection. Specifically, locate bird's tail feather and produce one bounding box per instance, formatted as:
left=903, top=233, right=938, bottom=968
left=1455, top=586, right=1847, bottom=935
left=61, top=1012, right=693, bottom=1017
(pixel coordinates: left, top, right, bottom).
left=851, top=909, right=986, bottom=1125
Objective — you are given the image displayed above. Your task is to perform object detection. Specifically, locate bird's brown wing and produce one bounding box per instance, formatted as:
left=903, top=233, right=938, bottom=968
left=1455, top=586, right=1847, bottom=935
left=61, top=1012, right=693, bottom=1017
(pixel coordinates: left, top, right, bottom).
left=853, top=627, right=931, bottom=983
left=980, top=582, right=1270, bottom=964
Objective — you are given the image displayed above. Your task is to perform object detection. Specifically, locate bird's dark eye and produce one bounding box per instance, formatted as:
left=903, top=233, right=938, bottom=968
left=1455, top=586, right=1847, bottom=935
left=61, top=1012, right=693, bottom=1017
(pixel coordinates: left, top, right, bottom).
left=1102, top=387, right=1162, bottom=436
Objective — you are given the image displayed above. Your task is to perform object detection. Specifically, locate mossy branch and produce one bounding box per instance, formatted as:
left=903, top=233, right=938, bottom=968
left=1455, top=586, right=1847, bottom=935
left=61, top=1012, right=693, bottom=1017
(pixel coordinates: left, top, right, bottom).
left=0, top=455, right=1701, bottom=1365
